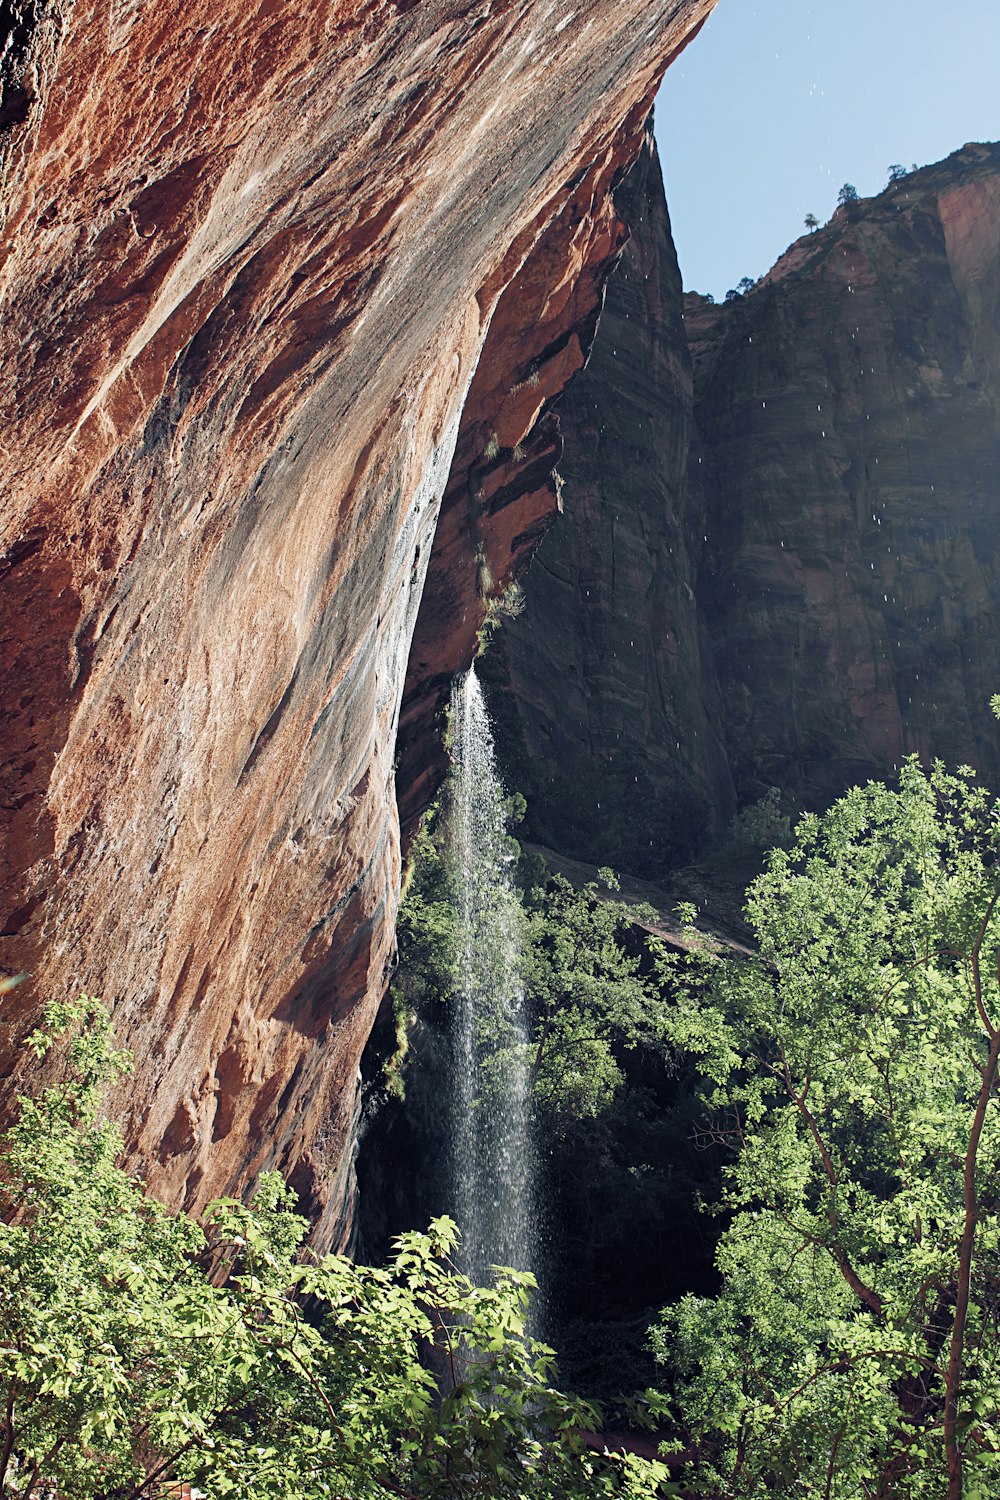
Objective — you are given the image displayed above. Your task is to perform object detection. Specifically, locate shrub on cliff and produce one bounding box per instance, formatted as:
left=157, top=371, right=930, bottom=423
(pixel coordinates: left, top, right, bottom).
left=700, top=785, right=795, bottom=887
left=653, top=760, right=1000, bottom=1498
left=0, top=999, right=671, bottom=1498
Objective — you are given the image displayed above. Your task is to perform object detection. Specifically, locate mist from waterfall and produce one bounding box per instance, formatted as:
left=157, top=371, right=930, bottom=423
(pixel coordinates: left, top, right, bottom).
left=447, top=666, right=536, bottom=1288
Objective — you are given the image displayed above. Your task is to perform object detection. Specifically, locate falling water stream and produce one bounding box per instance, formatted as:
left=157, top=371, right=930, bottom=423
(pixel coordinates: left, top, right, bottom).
left=447, top=666, right=536, bottom=1286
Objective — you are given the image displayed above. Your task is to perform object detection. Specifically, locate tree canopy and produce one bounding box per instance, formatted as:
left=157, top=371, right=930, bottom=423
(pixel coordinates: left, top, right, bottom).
left=653, top=760, right=1000, bottom=1499
left=523, top=869, right=665, bottom=1126
left=0, top=998, right=671, bottom=1498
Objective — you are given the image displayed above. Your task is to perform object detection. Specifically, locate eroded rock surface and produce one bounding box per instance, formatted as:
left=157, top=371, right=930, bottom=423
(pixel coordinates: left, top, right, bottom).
left=0, top=0, right=714, bottom=1244
left=488, top=131, right=734, bottom=877
left=497, top=141, right=1000, bottom=868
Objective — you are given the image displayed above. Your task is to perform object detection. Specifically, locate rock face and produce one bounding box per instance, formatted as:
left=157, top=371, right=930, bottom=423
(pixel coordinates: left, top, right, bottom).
left=497, top=140, right=1000, bottom=865
left=689, top=141, right=1000, bottom=809
left=0, top=0, right=715, bottom=1245
left=395, top=103, right=644, bottom=839
left=488, top=131, right=734, bottom=878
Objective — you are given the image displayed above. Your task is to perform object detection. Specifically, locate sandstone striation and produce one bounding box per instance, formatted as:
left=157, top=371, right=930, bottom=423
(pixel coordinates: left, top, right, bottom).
left=497, top=141, right=1000, bottom=865
left=0, top=0, right=715, bottom=1244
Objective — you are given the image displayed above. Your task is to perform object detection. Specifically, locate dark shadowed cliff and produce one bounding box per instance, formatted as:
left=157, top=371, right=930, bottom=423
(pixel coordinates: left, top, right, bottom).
left=689, top=142, right=1000, bottom=808
left=485, top=130, right=734, bottom=878
left=0, top=0, right=715, bottom=1244
left=495, top=140, right=1000, bottom=868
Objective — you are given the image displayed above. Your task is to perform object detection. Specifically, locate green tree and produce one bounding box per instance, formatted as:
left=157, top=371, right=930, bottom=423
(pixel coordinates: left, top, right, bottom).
left=0, top=998, right=672, bottom=1498
left=392, top=819, right=460, bottom=1025
left=394, top=804, right=671, bottom=1134
left=837, top=181, right=859, bottom=206
left=523, top=871, right=665, bottom=1126
left=652, top=761, right=1000, bottom=1498
left=804, top=212, right=819, bottom=232
left=886, top=163, right=908, bottom=185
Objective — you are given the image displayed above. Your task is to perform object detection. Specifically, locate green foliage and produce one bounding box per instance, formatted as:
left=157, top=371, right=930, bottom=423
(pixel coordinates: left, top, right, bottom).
left=837, top=181, right=859, bottom=206
left=523, top=870, right=667, bottom=1128
left=652, top=760, right=1000, bottom=1497
left=396, top=805, right=673, bottom=1136
left=804, top=212, right=820, bottom=232
left=477, top=582, right=527, bottom=656
left=699, top=786, right=794, bottom=889
left=379, top=823, right=458, bottom=1112
left=725, top=786, right=792, bottom=855
left=0, top=1000, right=675, bottom=1498
left=394, top=818, right=458, bottom=1015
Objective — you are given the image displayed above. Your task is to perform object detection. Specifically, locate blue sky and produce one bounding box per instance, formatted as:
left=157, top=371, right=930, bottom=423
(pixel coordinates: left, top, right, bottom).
left=653, top=0, right=1000, bottom=298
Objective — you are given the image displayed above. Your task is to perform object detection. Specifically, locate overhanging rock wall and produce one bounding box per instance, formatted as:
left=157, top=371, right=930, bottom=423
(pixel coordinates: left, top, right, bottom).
left=0, top=0, right=714, bottom=1246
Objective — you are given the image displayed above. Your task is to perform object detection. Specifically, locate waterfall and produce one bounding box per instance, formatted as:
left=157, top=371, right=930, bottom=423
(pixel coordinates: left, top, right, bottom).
left=447, top=666, right=536, bottom=1286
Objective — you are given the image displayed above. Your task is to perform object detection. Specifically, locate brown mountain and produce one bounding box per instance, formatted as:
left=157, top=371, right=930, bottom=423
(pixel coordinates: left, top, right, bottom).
left=494, top=139, right=1000, bottom=872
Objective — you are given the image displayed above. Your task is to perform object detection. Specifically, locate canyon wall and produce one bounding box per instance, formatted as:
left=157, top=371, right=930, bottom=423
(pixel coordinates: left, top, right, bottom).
left=486, top=131, right=733, bottom=877
left=0, top=0, right=715, bottom=1245
left=497, top=140, right=1000, bottom=866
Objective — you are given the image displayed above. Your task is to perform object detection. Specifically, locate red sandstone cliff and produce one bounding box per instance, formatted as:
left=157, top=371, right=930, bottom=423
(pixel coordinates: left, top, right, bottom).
left=495, top=140, right=1000, bottom=864
left=0, top=0, right=715, bottom=1245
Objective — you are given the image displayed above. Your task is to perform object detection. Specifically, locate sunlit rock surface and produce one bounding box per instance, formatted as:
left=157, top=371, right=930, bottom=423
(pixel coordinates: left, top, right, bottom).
left=0, top=0, right=715, bottom=1245
left=497, top=140, right=1000, bottom=864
